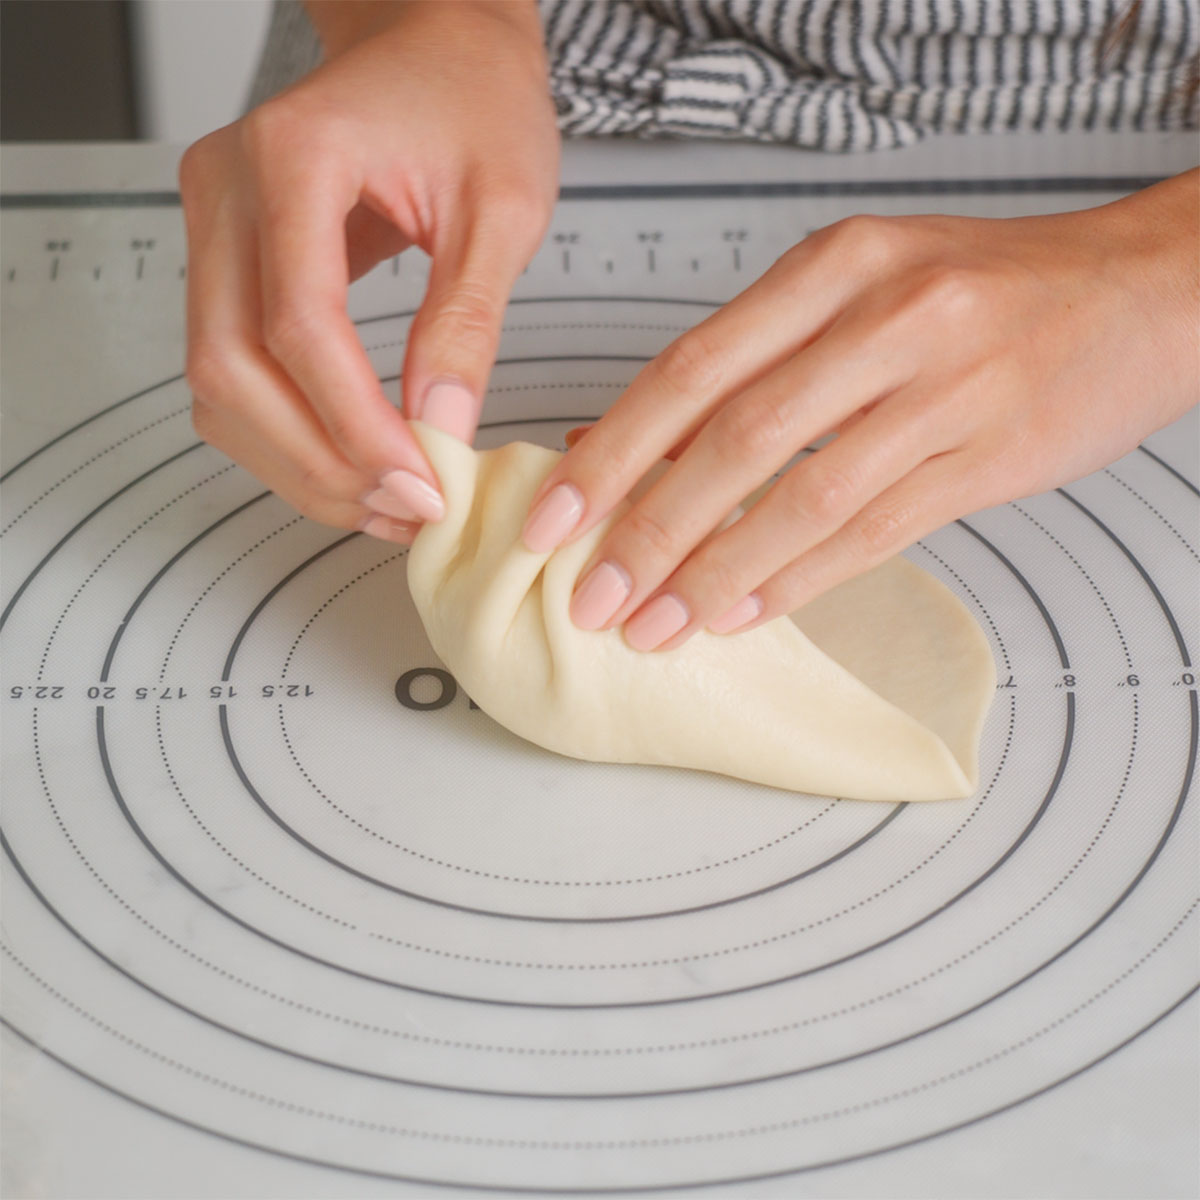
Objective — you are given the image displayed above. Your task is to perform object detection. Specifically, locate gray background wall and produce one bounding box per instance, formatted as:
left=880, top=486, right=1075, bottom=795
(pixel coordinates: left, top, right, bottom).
left=2, top=0, right=271, bottom=143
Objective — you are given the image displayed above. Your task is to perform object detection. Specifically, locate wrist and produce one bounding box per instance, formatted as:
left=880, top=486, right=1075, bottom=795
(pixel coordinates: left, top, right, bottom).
left=1105, top=169, right=1200, bottom=417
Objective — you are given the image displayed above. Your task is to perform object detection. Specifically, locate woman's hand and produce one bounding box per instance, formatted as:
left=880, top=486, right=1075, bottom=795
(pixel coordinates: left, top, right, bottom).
left=523, top=169, right=1199, bottom=650
left=179, top=0, right=558, bottom=545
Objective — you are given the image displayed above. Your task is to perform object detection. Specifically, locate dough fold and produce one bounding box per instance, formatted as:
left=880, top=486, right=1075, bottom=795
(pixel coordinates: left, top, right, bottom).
left=407, top=425, right=994, bottom=801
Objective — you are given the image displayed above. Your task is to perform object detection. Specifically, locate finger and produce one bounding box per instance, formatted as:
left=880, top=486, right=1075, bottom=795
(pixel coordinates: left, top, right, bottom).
left=196, top=353, right=444, bottom=533
left=401, top=200, right=544, bottom=446
left=730, top=451, right=973, bottom=630
left=199, top=403, right=367, bottom=527
left=198, top=392, right=424, bottom=547
left=189, top=345, right=379, bottom=531
left=359, top=515, right=421, bottom=546
left=182, top=141, right=261, bottom=352
left=565, top=424, right=692, bottom=461
left=183, top=174, right=409, bottom=531
left=566, top=299, right=927, bottom=636
left=253, top=159, right=443, bottom=514
left=624, top=393, right=960, bottom=650
left=522, top=217, right=902, bottom=553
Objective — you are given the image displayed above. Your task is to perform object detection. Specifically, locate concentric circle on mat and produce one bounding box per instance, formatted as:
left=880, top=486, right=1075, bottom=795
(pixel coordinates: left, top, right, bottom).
left=2, top=299, right=1196, bottom=1192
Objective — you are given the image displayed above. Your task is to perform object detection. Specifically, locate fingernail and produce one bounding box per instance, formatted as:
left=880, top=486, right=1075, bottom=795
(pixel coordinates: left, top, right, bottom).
left=625, top=593, right=689, bottom=652
left=708, top=593, right=763, bottom=635
left=570, top=561, right=631, bottom=630
left=359, top=514, right=418, bottom=545
left=522, top=483, right=584, bottom=553
left=361, top=486, right=419, bottom=522
left=378, top=468, right=445, bottom=522
left=419, top=379, right=477, bottom=443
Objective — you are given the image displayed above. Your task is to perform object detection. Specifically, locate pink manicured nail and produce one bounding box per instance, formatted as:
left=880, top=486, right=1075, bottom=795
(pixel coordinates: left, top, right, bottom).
left=570, top=561, right=631, bottom=630
left=361, top=486, right=420, bottom=522
left=625, top=593, right=689, bottom=652
left=708, top=593, right=763, bottom=635
left=522, top=483, right=584, bottom=553
left=378, top=469, right=445, bottom=522
left=420, top=380, right=476, bottom=443
left=359, top=514, right=418, bottom=545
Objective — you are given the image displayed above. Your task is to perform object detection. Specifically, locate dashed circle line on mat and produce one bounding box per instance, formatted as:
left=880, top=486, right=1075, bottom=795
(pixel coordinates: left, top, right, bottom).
left=36, top=463, right=239, bottom=681
left=7, top=898, right=1193, bottom=1149
left=359, top=693, right=1013, bottom=970
left=27, top=711, right=378, bottom=1016
left=29, top=710, right=479, bottom=1046
left=16, top=693, right=1163, bottom=1063
left=154, top=707, right=355, bottom=929
left=159, top=517, right=303, bottom=682
left=274, top=553, right=847, bottom=888
left=25, top=701, right=806, bottom=1060
left=1104, top=469, right=1200, bottom=564
left=280, top=552, right=405, bottom=679
left=359, top=321, right=692, bottom=356
left=1013, top=503, right=1133, bottom=669
left=37, top=696, right=972, bottom=1058
left=485, top=382, right=626, bottom=394
left=0, top=402, right=191, bottom=537
left=277, top=695, right=838, bottom=890
left=6, top=386, right=1186, bottom=1093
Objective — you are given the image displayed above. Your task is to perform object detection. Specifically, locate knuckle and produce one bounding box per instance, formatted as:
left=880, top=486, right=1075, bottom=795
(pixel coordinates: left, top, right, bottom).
left=290, top=492, right=325, bottom=523
left=810, top=214, right=902, bottom=272
left=856, top=501, right=911, bottom=556
left=319, top=409, right=364, bottom=459
left=651, top=328, right=725, bottom=398
left=485, top=181, right=554, bottom=240
left=424, top=282, right=500, bottom=350
left=801, top=460, right=862, bottom=525
left=289, top=481, right=356, bottom=527
left=682, top=545, right=746, bottom=608
left=712, top=394, right=791, bottom=465
left=584, top=433, right=642, bottom=482
left=295, top=462, right=350, bottom=507
left=756, top=556, right=814, bottom=617
left=178, top=137, right=215, bottom=203
left=240, top=99, right=302, bottom=162
left=262, top=303, right=322, bottom=364
left=329, top=511, right=365, bottom=533
left=185, top=340, right=238, bottom=401
left=621, top=504, right=680, bottom=563
left=190, top=398, right=217, bottom=444
left=240, top=100, right=342, bottom=200
left=908, top=264, right=988, bottom=324
left=778, top=237, right=813, bottom=268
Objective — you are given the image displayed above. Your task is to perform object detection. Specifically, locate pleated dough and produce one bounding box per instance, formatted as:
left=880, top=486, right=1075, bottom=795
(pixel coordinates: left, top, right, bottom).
left=407, top=424, right=995, bottom=801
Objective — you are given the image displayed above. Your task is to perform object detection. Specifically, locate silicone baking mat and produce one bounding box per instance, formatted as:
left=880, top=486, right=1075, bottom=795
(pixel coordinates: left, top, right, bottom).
left=2, top=135, right=1196, bottom=1198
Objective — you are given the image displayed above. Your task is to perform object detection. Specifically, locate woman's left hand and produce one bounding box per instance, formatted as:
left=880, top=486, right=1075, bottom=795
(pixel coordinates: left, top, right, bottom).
left=521, top=169, right=1199, bottom=651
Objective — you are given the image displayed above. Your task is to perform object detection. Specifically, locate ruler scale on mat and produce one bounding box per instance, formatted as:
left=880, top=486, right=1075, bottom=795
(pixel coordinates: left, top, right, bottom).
left=1, top=136, right=1196, bottom=1198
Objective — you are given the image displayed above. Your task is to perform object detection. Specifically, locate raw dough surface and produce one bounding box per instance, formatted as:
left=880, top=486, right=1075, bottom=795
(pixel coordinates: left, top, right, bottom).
left=407, top=425, right=995, bottom=801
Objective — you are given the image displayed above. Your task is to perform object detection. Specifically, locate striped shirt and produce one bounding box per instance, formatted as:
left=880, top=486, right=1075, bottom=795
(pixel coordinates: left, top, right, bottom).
left=251, top=1, right=1199, bottom=150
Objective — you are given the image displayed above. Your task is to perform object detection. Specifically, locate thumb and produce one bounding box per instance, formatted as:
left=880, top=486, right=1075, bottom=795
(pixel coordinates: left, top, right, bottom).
left=401, top=210, right=531, bottom=445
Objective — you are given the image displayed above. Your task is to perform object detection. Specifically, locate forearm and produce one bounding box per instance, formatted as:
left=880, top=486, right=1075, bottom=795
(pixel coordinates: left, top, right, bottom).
left=304, top=0, right=543, bottom=58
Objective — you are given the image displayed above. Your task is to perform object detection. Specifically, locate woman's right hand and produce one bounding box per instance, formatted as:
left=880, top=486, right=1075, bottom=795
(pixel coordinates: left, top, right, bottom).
left=179, top=0, right=559, bottom=544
